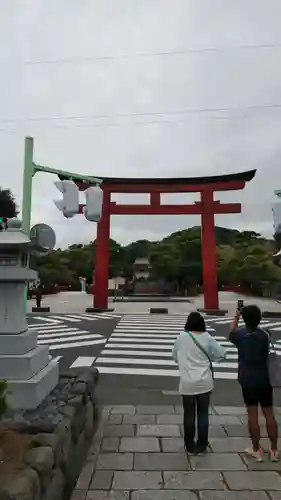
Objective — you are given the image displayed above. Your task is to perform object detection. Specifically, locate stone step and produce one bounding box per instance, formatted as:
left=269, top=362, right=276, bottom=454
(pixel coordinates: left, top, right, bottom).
left=7, top=359, right=59, bottom=410
left=0, top=328, right=37, bottom=355
left=0, top=345, right=49, bottom=380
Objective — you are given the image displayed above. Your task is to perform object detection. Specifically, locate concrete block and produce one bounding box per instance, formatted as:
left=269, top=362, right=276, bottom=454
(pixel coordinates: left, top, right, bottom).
left=104, top=425, right=135, bottom=437
left=96, top=453, right=133, bottom=470
left=134, top=453, right=189, bottom=471
left=209, top=438, right=251, bottom=453
left=113, top=471, right=162, bottom=489
left=200, top=493, right=268, bottom=500
left=161, top=438, right=185, bottom=453
left=87, top=491, right=129, bottom=500
left=120, top=437, right=160, bottom=453
left=90, top=471, right=114, bottom=489
left=111, top=406, right=136, bottom=415
left=163, top=471, right=224, bottom=490
left=190, top=453, right=246, bottom=470
left=137, top=406, right=175, bottom=415
left=263, top=311, right=281, bottom=318
left=32, top=306, right=50, bottom=312
left=0, top=345, right=49, bottom=380
left=85, top=308, right=114, bottom=313
left=101, top=438, right=120, bottom=452
left=138, top=425, right=181, bottom=437
left=132, top=493, right=197, bottom=500
left=0, top=328, right=37, bottom=355
left=224, top=471, right=281, bottom=490
left=7, top=359, right=59, bottom=410
left=123, top=415, right=156, bottom=425
left=157, top=415, right=183, bottom=425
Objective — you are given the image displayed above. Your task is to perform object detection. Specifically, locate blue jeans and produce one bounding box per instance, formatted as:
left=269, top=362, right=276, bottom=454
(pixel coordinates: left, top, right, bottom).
left=182, top=392, right=211, bottom=449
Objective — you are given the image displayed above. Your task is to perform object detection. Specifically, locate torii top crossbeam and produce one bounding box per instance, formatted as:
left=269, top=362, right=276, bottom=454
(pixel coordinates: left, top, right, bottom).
left=61, top=169, right=256, bottom=192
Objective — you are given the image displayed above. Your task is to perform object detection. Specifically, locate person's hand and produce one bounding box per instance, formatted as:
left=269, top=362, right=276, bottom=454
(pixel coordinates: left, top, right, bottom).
left=235, top=309, right=241, bottom=319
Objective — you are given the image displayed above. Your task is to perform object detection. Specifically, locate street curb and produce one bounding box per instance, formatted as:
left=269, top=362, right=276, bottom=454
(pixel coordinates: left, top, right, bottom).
left=262, top=311, right=281, bottom=318
left=85, top=307, right=115, bottom=313
left=32, top=306, right=50, bottom=312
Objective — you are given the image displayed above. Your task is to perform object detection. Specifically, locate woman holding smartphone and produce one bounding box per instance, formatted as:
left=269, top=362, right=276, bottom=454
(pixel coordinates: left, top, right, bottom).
left=229, top=304, right=279, bottom=462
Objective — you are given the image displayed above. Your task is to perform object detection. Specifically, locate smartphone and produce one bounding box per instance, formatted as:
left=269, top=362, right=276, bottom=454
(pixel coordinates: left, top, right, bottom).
left=237, top=299, right=244, bottom=311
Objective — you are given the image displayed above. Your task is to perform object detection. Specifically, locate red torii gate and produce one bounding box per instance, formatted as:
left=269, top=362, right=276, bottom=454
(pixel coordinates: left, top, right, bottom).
left=75, top=170, right=256, bottom=312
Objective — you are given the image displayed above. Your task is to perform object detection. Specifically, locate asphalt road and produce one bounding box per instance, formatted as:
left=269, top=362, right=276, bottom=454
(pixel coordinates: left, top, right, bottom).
left=27, top=312, right=281, bottom=406
left=27, top=312, right=120, bottom=371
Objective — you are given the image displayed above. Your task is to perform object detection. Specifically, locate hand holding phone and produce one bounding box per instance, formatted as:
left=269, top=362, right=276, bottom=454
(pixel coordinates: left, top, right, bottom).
left=237, top=299, right=244, bottom=311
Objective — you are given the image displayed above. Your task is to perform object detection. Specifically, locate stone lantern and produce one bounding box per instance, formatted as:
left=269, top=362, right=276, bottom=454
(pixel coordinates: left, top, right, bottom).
left=0, top=219, right=58, bottom=409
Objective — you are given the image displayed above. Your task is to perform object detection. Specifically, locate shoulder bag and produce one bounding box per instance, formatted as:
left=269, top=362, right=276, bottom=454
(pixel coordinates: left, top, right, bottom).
left=187, top=331, right=214, bottom=380
left=262, top=329, right=281, bottom=388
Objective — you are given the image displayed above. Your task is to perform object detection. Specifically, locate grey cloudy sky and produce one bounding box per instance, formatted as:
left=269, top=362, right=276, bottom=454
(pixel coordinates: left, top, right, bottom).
left=1, top=0, right=281, bottom=247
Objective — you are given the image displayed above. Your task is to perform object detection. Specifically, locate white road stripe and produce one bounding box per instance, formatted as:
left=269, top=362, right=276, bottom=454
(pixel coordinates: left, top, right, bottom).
left=95, top=366, right=237, bottom=379
left=97, top=356, right=237, bottom=369
left=118, top=319, right=186, bottom=323
left=114, top=328, right=215, bottom=334
left=66, top=314, right=98, bottom=321
left=98, top=357, right=176, bottom=366
left=108, top=337, right=176, bottom=344
left=49, top=338, right=106, bottom=350
left=106, top=343, right=174, bottom=350
left=29, top=324, right=66, bottom=330
left=33, top=316, right=62, bottom=324
left=103, top=349, right=177, bottom=357
left=38, top=333, right=103, bottom=344
left=51, top=315, right=79, bottom=323
left=37, top=329, right=94, bottom=339
left=70, top=356, right=96, bottom=368
left=101, top=349, right=239, bottom=360
left=259, top=321, right=281, bottom=328
left=37, top=327, right=80, bottom=335
left=116, top=326, right=185, bottom=330
left=100, top=313, right=122, bottom=318
left=111, top=333, right=179, bottom=339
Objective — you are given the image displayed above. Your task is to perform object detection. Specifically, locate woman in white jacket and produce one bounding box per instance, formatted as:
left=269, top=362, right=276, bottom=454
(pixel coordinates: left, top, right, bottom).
left=172, top=311, right=226, bottom=454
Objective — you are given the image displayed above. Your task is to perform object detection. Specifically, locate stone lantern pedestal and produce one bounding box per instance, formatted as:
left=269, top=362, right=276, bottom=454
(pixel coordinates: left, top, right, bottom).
left=0, top=220, right=59, bottom=410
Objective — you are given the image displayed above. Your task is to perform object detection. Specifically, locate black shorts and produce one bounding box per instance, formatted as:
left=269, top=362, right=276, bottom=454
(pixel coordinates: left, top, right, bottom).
left=241, top=385, right=273, bottom=408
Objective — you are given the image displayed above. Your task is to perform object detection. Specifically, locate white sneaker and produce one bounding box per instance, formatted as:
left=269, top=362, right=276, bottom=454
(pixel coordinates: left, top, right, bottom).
left=269, top=449, right=279, bottom=462
left=245, top=447, right=263, bottom=462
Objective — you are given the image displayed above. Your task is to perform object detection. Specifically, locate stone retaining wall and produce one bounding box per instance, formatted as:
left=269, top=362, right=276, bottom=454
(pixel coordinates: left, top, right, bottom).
left=0, top=367, right=99, bottom=500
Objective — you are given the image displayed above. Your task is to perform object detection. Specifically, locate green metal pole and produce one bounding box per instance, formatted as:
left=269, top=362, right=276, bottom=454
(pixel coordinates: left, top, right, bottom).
left=22, top=137, right=34, bottom=310
left=22, top=137, right=34, bottom=234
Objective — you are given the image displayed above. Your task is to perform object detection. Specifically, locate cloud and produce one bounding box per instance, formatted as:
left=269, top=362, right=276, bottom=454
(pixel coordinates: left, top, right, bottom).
left=1, top=0, right=281, bottom=247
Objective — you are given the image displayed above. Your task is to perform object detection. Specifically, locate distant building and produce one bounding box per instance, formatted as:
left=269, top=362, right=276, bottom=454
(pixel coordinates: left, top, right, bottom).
left=133, top=257, right=151, bottom=280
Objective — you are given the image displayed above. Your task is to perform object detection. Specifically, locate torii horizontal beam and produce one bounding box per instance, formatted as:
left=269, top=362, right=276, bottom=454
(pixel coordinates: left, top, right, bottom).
left=78, top=201, right=241, bottom=215
left=76, top=180, right=246, bottom=193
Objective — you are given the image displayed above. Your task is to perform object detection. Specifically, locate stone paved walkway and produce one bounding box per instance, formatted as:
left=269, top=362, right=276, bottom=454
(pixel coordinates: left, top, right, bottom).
left=71, top=404, right=281, bottom=499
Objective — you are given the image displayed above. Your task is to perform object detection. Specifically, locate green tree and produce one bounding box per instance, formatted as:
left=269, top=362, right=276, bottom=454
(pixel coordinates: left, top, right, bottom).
left=0, top=187, right=17, bottom=218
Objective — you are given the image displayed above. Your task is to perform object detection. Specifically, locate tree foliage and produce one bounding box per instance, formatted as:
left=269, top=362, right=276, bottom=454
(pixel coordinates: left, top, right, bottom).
left=30, top=225, right=281, bottom=296
left=0, top=188, right=17, bottom=218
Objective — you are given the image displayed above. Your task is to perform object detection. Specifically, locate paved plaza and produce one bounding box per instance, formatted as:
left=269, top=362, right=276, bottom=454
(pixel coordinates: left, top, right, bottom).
left=71, top=404, right=281, bottom=499
left=27, top=290, right=281, bottom=316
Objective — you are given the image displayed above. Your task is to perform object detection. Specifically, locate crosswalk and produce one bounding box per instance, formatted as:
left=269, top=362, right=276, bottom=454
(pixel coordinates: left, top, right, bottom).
left=205, top=316, right=281, bottom=332
left=93, top=314, right=281, bottom=379
left=28, top=322, right=106, bottom=351
left=29, top=312, right=122, bottom=325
